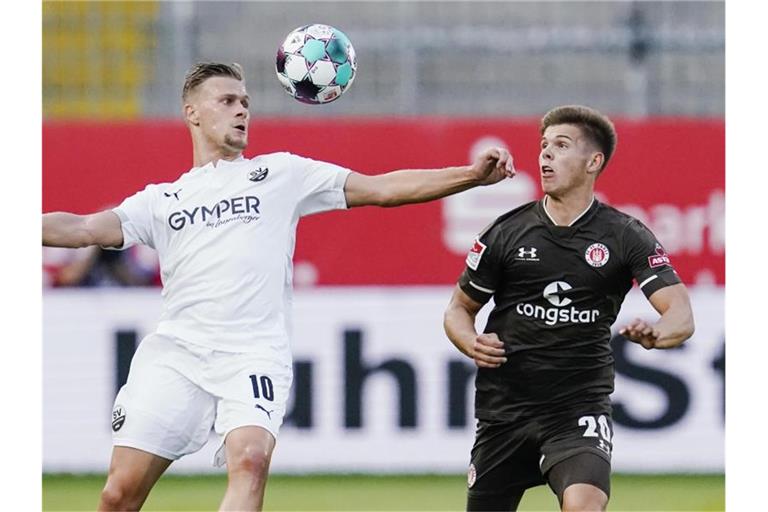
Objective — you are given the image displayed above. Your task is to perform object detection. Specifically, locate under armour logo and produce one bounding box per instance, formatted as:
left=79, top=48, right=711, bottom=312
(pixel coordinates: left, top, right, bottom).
left=163, top=189, right=182, bottom=200
left=255, top=404, right=274, bottom=419
left=516, top=246, right=538, bottom=260
left=249, top=167, right=269, bottom=182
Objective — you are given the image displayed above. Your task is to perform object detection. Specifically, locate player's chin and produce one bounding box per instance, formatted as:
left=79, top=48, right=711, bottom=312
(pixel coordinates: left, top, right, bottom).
left=540, top=180, right=559, bottom=195
left=224, top=134, right=248, bottom=151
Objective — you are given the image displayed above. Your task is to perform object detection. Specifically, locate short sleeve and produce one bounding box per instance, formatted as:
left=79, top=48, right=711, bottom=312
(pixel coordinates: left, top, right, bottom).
left=289, top=154, right=352, bottom=217
left=457, top=223, right=504, bottom=305
left=111, top=185, right=158, bottom=250
left=622, top=218, right=681, bottom=297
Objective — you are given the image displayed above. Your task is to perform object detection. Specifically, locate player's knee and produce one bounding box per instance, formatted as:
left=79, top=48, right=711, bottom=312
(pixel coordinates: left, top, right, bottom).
left=228, top=442, right=272, bottom=478
left=99, top=482, right=125, bottom=510
left=561, top=483, right=608, bottom=512
left=99, top=476, right=144, bottom=511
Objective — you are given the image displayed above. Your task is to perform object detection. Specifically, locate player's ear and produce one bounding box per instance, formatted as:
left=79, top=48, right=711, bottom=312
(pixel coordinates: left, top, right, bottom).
left=184, top=102, right=200, bottom=126
left=587, top=152, right=604, bottom=175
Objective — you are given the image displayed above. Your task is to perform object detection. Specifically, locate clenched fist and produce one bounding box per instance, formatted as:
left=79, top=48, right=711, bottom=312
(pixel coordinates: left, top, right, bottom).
left=470, top=147, right=516, bottom=186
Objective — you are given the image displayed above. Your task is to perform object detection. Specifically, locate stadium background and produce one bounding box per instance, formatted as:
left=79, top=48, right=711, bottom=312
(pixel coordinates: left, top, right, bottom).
left=41, top=1, right=724, bottom=510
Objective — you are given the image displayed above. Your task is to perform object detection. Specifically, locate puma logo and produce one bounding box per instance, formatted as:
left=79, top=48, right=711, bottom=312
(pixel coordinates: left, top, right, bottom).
left=164, top=189, right=182, bottom=200
left=255, top=404, right=274, bottom=419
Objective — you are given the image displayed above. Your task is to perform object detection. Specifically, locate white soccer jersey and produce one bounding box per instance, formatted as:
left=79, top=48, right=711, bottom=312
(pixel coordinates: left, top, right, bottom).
left=112, top=152, right=351, bottom=362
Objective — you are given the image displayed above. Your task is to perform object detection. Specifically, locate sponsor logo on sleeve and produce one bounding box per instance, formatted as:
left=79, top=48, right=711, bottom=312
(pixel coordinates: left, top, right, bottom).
left=466, top=239, right=487, bottom=270
left=648, top=243, right=672, bottom=268
left=585, top=242, right=610, bottom=268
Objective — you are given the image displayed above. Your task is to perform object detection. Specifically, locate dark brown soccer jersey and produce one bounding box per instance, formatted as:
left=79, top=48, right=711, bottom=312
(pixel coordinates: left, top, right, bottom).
left=458, top=198, right=680, bottom=421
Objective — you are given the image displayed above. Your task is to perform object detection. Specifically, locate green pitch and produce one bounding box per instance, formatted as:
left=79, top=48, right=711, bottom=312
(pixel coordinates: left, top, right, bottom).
left=43, top=473, right=724, bottom=511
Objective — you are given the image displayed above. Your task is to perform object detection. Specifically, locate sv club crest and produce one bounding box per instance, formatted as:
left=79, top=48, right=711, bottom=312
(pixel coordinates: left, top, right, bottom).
left=249, top=167, right=269, bottom=182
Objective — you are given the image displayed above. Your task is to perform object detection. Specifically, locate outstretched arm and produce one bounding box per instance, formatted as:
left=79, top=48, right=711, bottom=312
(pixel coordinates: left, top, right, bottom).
left=444, top=285, right=507, bottom=368
left=43, top=210, right=124, bottom=249
left=619, top=283, right=695, bottom=349
left=344, top=147, right=515, bottom=208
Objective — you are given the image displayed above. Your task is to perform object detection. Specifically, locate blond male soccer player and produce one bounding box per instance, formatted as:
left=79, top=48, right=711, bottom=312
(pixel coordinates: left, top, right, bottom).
left=42, top=62, right=515, bottom=511
left=444, top=105, right=694, bottom=512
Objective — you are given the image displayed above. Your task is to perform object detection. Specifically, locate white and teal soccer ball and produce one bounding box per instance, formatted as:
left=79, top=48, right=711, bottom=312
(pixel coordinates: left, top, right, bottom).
left=276, top=24, right=357, bottom=105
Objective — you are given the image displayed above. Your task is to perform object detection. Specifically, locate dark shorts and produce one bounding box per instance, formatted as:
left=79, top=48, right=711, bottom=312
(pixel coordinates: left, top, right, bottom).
left=466, top=407, right=613, bottom=500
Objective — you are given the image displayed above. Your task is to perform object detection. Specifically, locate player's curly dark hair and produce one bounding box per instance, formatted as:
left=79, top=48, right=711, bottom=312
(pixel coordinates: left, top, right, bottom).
left=182, top=62, right=244, bottom=100
left=540, top=105, right=617, bottom=172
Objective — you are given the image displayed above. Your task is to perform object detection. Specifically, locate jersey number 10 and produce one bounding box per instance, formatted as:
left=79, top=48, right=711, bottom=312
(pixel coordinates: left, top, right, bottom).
left=249, top=374, right=275, bottom=401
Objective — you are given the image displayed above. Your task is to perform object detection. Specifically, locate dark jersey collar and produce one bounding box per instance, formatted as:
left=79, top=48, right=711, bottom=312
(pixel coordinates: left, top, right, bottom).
left=537, top=195, right=601, bottom=230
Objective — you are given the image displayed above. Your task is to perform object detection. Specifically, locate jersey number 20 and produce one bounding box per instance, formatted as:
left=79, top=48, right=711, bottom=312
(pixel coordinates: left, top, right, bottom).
left=578, top=414, right=612, bottom=443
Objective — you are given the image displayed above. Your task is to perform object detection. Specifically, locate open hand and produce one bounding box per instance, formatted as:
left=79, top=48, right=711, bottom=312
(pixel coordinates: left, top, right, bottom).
left=619, top=318, right=659, bottom=350
left=471, top=147, right=516, bottom=186
left=473, top=333, right=507, bottom=368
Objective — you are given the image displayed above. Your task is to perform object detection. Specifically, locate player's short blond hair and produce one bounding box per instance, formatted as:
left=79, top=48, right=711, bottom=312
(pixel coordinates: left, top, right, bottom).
left=540, top=105, right=617, bottom=172
left=182, top=62, right=244, bottom=100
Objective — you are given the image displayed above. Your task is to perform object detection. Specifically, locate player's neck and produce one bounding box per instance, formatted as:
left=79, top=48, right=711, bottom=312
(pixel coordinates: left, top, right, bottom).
left=192, top=140, right=243, bottom=168
left=543, top=191, right=595, bottom=227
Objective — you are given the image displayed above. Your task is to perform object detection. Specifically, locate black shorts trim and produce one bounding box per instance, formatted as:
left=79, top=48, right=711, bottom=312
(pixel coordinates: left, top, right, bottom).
left=540, top=445, right=611, bottom=476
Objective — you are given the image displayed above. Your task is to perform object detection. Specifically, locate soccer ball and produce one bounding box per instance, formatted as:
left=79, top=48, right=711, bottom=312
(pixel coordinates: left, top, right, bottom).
left=275, top=24, right=357, bottom=105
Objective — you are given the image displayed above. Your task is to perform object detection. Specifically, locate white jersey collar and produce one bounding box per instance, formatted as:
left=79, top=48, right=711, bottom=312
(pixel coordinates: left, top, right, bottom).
left=195, top=155, right=247, bottom=173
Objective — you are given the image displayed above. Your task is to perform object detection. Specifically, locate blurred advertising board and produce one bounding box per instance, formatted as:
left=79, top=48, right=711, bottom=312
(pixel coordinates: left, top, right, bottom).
left=43, top=119, right=724, bottom=286
left=44, top=286, right=723, bottom=473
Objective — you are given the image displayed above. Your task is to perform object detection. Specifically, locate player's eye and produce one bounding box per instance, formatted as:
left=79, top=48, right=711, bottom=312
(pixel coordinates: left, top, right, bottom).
left=559, top=142, right=568, bottom=149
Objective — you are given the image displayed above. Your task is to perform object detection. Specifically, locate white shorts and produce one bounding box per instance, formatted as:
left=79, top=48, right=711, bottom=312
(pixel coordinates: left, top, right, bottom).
left=111, top=333, right=292, bottom=467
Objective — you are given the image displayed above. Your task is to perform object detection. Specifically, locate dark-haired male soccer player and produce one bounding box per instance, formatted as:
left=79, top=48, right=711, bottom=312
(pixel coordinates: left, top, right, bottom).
left=444, top=105, right=694, bottom=512
left=42, top=62, right=515, bottom=511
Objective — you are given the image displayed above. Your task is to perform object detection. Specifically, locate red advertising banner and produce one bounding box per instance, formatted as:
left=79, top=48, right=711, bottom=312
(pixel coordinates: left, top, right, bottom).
left=43, top=118, right=724, bottom=285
